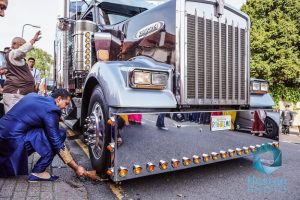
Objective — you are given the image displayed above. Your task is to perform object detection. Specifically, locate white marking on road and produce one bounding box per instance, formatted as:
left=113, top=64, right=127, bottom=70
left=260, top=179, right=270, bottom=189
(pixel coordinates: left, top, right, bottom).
left=143, top=118, right=203, bottom=128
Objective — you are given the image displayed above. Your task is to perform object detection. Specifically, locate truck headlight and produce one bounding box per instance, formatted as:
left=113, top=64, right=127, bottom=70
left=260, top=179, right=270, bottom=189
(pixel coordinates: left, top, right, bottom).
left=152, top=73, right=168, bottom=86
left=133, top=71, right=151, bottom=85
left=130, top=70, right=169, bottom=90
left=252, top=82, right=260, bottom=91
left=260, top=82, right=268, bottom=92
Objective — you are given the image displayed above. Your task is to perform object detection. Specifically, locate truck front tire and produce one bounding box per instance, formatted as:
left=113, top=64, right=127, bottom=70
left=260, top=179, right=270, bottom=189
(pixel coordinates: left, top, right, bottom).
left=86, top=86, right=111, bottom=175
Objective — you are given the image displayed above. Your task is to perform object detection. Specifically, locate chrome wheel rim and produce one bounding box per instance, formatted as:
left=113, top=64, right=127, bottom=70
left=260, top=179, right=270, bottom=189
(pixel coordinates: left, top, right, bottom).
left=85, top=102, right=105, bottom=159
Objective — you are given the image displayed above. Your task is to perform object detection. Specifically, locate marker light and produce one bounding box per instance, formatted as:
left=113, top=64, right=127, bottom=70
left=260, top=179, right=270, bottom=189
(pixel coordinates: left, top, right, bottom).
left=202, top=154, right=210, bottom=162
left=107, top=117, right=116, bottom=126
left=243, top=147, right=249, bottom=154
left=236, top=148, right=242, bottom=156
left=193, top=155, right=201, bottom=164
left=272, top=142, right=279, bottom=148
left=228, top=149, right=235, bottom=157
left=220, top=151, right=227, bottom=159
left=182, top=157, right=191, bottom=166
left=106, top=168, right=114, bottom=176
left=106, top=143, right=115, bottom=152
left=118, top=167, right=128, bottom=177
left=211, top=152, right=219, bottom=160
left=146, top=162, right=155, bottom=172
left=133, top=165, right=142, bottom=175
left=171, top=159, right=180, bottom=168
left=159, top=160, right=168, bottom=170
left=249, top=146, right=256, bottom=152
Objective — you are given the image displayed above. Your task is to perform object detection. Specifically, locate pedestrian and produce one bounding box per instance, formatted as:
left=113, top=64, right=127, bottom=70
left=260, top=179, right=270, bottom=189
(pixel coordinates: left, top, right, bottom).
left=3, top=47, right=10, bottom=52
left=27, top=57, right=41, bottom=92
left=0, top=89, right=98, bottom=181
left=251, top=109, right=266, bottom=137
left=292, top=102, right=300, bottom=136
left=156, top=113, right=168, bottom=130
left=2, top=31, right=41, bottom=113
left=0, top=48, right=9, bottom=87
left=0, top=0, right=8, bottom=17
left=281, top=104, right=293, bottom=135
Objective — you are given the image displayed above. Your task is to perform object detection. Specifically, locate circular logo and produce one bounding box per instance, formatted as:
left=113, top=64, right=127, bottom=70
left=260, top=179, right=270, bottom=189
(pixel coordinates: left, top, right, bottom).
left=253, top=144, right=282, bottom=174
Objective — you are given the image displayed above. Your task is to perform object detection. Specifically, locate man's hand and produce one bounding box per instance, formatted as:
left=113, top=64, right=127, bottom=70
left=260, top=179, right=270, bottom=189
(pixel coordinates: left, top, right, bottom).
left=30, top=31, right=42, bottom=45
left=0, top=69, right=7, bottom=75
left=83, top=170, right=101, bottom=181
left=75, top=165, right=86, bottom=177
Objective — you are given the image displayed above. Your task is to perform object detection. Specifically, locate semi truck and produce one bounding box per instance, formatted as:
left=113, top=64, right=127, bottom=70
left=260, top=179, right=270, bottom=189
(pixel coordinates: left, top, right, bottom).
left=54, top=0, right=279, bottom=182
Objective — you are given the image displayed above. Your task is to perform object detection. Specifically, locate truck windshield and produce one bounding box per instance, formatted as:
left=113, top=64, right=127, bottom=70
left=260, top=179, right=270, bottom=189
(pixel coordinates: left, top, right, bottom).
left=99, top=2, right=148, bottom=25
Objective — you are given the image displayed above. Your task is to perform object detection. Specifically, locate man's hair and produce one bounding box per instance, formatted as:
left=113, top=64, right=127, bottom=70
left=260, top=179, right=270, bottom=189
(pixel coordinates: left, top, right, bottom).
left=28, top=57, right=35, bottom=62
left=51, top=89, right=71, bottom=99
left=11, top=37, right=25, bottom=45
left=3, top=47, right=10, bottom=51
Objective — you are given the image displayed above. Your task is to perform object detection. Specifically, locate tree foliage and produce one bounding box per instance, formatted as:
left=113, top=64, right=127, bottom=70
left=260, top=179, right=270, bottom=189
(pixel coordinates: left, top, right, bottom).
left=241, top=0, right=300, bottom=88
left=26, top=48, right=53, bottom=78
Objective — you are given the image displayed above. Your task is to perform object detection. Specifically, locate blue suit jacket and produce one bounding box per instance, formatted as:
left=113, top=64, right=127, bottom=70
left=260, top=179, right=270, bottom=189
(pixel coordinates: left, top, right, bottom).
left=0, top=93, right=65, bottom=177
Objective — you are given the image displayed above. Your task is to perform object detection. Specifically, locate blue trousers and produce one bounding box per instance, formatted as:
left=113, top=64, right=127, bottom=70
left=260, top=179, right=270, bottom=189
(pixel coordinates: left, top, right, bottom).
left=156, top=114, right=165, bottom=127
left=24, top=128, right=66, bottom=173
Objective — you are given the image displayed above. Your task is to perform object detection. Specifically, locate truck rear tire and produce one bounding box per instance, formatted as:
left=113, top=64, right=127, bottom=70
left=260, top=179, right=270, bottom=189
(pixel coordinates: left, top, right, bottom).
left=86, top=86, right=110, bottom=175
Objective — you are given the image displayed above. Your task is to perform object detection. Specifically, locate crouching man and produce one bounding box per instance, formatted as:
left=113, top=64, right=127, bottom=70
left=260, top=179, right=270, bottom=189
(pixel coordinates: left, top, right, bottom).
left=0, top=89, right=96, bottom=181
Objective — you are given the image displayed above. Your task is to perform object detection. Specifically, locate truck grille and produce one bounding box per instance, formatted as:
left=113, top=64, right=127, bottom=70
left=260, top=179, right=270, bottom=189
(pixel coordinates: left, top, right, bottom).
left=186, top=14, right=248, bottom=105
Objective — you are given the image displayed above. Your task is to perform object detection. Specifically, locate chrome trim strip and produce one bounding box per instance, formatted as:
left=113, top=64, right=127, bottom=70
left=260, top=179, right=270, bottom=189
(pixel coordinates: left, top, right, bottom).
left=237, top=25, right=241, bottom=104
left=204, top=12, right=207, bottom=101
left=218, top=18, right=222, bottom=103
left=225, top=18, right=229, bottom=102
left=232, top=20, right=235, bottom=101
left=195, top=9, right=199, bottom=100
left=211, top=14, right=214, bottom=100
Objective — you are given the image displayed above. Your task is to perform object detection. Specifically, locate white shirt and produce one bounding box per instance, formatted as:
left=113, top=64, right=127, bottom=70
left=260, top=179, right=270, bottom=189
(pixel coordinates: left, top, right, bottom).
left=8, top=42, right=34, bottom=66
left=31, top=67, right=41, bottom=84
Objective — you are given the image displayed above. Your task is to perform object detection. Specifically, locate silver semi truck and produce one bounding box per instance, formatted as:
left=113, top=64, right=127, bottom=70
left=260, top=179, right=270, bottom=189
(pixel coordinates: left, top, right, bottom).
left=54, top=0, right=279, bottom=181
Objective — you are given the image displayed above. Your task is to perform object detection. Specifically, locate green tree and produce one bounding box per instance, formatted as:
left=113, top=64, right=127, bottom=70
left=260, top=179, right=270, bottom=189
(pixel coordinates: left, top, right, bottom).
left=26, top=48, right=53, bottom=78
left=241, top=0, right=300, bottom=87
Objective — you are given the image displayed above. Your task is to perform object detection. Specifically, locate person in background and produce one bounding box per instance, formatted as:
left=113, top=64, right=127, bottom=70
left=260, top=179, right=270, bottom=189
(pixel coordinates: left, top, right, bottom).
left=281, top=104, right=293, bottom=135
left=1, top=31, right=41, bottom=113
left=292, top=102, right=300, bottom=136
left=156, top=113, right=168, bottom=130
left=0, top=0, right=8, bottom=17
left=251, top=109, right=266, bottom=137
left=27, top=57, right=41, bottom=92
left=3, top=47, right=10, bottom=52
left=0, top=47, right=9, bottom=87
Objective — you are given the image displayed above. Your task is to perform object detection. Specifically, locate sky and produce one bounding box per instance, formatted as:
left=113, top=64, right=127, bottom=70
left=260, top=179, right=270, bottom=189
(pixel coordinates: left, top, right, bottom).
left=0, top=0, right=246, bottom=58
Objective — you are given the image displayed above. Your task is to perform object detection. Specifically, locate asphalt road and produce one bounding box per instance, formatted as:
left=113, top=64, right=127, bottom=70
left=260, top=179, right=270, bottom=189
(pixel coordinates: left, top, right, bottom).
left=65, top=132, right=300, bottom=200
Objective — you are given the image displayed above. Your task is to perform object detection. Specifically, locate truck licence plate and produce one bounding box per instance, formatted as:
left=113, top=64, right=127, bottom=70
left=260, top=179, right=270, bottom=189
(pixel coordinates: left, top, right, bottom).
left=211, top=115, right=232, bottom=131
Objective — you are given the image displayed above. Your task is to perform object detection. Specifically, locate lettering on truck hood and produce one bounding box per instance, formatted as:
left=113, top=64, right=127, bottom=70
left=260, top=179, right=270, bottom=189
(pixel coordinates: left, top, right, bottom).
left=134, top=21, right=165, bottom=39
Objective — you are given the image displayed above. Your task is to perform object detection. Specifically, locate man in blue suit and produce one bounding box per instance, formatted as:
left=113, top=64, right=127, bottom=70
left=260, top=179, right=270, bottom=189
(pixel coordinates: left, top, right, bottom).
left=0, top=89, right=87, bottom=181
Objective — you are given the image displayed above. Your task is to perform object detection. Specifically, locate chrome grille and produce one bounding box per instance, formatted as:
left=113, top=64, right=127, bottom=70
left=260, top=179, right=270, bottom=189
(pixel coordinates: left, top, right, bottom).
left=186, top=14, right=248, bottom=105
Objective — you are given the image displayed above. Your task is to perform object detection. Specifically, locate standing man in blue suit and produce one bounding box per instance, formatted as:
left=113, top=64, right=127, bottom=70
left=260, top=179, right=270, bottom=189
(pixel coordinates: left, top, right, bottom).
left=0, top=89, right=88, bottom=181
